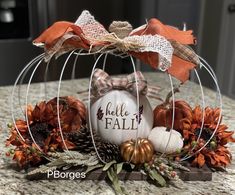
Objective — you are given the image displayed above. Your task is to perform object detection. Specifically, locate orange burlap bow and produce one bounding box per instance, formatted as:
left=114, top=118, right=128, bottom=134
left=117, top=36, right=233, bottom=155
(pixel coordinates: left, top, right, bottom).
left=34, top=10, right=198, bottom=83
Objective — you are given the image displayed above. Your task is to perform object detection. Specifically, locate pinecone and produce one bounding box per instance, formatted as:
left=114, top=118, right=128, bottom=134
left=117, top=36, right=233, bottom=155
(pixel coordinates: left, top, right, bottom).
left=65, top=127, right=96, bottom=153
left=65, top=127, right=121, bottom=162
left=97, top=141, right=121, bottom=163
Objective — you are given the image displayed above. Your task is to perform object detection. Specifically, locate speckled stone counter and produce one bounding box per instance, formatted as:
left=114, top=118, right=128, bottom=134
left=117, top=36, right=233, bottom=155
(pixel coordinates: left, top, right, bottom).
left=0, top=72, right=234, bottom=195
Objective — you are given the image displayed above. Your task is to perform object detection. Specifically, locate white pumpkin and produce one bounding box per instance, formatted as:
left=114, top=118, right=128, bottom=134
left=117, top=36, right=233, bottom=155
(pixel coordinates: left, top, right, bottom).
left=148, top=126, right=184, bottom=154
left=90, top=90, right=153, bottom=145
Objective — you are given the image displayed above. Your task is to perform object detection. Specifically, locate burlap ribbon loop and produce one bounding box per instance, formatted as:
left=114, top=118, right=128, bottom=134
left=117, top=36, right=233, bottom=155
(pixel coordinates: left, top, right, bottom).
left=91, top=69, right=148, bottom=97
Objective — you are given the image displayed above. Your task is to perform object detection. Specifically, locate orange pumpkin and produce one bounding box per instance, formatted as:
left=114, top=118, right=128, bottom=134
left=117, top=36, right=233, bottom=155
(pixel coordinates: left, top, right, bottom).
left=154, top=100, right=192, bottom=130
left=120, top=138, right=154, bottom=164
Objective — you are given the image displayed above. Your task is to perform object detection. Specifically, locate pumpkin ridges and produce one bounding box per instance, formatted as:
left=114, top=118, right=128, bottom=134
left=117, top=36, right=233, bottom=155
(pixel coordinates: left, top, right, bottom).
left=133, top=149, right=139, bottom=164
left=154, top=100, right=193, bottom=130
left=123, top=144, right=134, bottom=161
left=154, top=109, right=167, bottom=127
left=139, top=146, right=146, bottom=163
left=120, top=138, right=154, bottom=164
left=142, top=143, right=154, bottom=162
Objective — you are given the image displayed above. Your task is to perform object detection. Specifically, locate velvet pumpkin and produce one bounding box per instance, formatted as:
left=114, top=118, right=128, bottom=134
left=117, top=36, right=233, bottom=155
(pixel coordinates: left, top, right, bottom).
left=153, top=100, right=192, bottom=130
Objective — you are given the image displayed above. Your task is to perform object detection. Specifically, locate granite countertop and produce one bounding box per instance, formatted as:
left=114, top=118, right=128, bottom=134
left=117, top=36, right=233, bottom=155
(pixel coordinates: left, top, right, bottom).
left=0, top=72, right=234, bottom=195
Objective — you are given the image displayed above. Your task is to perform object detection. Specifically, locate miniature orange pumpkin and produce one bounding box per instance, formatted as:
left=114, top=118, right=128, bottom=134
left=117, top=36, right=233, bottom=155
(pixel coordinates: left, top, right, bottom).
left=120, top=138, right=154, bottom=164
left=154, top=100, right=192, bottom=130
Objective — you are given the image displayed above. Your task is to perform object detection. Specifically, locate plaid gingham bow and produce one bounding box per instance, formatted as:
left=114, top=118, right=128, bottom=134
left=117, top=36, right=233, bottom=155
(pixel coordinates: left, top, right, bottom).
left=91, top=69, right=148, bottom=97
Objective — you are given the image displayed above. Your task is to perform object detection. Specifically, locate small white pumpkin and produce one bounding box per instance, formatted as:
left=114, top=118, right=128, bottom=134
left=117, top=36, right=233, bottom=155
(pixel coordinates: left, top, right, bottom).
left=90, top=90, right=153, bottom=145
left=148, top=126, right=184, bottom=154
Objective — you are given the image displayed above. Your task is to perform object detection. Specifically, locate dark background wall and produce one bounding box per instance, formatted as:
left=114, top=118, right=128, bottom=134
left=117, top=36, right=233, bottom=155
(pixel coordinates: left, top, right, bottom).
left=0, top=0, right=235, bottom=99
left=0, top=0, right=201, bottom=84
left=0, top=0, right=142, bottom=85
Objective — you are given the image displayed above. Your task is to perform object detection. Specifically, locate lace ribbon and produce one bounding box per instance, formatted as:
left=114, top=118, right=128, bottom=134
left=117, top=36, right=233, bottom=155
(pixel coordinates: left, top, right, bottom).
left=33, top=10, right=198, bottom=82
left=64, top=11, right=173, bottom=70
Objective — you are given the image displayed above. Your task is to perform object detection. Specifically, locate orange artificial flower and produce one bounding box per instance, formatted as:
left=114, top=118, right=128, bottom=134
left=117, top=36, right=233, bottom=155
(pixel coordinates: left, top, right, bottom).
left=180, top=106, right=235, bottom=168
left=6, top=96, right=86, bottom=168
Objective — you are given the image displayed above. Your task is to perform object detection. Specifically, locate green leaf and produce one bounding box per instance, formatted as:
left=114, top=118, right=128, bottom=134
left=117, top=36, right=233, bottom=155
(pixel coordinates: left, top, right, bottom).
left=113, top=180, right=125, bottom=194
left=103, top=160, right=116, bottom=171
left=85, top=164, right=104, bottom=174
left=148, top=172, right=154, bottom=180
left=116, top=162, right=124, bottom=174
left=108, top=167, right=126, bottom=195
left=149, top=169, right=166, bottom=187
left=107, top=168, right=114, bottom=182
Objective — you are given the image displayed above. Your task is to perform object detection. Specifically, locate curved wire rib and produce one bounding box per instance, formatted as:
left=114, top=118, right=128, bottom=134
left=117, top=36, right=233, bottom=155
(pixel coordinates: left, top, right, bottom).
left=56, top=50, right=77, bottom=159
left=18, top=56, right=44, bottom=115
left=18, top=54, right=45, bottom=115
left=13, top=53, right=53, bottom=161
left=88, top=53, right=106, bottom=164
left=180, top=69, right=205, bottom=160
left=43, top=59, right=52, bottom=101
left=102, top=53, right=108, bottom=70
left=24, top=57, right=54, bottom=161
left=25, top=59, right=44, bottom=152
left=129, top=56, right=140, bottom=163
left=71, top=49, right=83, bottom=80
left=70, top=50, right=83, bottom=101
left=198, top=56, right=218, bottom=82
left=181, top=60, right=222, bottom=161
left=11, top=53, right=45, bottom=142
left=160, top=74, right=175, bottom=157
left=198, top=55, right=220, bottom=105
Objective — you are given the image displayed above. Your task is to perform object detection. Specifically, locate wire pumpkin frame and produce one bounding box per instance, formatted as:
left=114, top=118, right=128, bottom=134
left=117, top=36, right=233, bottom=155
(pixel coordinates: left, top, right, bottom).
left=10, top=47, right=222, bottom=164
left=9, top=10, right=223, bottom=165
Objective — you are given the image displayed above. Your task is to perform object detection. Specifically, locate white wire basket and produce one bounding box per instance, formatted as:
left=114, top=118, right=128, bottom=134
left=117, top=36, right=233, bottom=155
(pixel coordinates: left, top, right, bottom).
left=10, top=10, right=223, bottom=166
